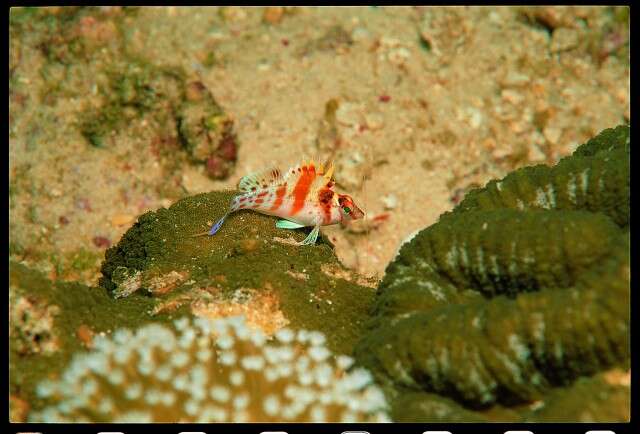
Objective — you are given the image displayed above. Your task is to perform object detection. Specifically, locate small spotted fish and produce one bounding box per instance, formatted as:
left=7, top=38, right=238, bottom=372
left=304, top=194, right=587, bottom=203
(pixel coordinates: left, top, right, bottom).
left=208, top=159, right=365, bottom=245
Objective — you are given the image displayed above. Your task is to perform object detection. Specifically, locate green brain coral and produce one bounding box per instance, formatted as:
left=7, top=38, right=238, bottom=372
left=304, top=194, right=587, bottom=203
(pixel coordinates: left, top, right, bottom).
left=354, top=125, right=630, bottom=421
left=453, top=125, right=630, bottom=227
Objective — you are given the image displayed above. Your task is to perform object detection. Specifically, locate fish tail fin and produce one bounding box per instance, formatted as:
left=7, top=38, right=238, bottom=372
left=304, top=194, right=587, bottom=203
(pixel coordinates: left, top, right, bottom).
left=208, top=213, right=229, bottom=236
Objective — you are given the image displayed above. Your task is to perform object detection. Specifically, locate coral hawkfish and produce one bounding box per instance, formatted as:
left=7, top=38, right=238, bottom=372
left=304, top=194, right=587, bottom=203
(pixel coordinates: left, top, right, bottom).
left=208, top=159, right=365, bottom=245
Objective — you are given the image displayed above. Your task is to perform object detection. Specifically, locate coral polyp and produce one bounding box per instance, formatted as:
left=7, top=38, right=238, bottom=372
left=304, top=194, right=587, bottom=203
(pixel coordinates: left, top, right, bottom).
left=29, top=316, right=389, bottom=423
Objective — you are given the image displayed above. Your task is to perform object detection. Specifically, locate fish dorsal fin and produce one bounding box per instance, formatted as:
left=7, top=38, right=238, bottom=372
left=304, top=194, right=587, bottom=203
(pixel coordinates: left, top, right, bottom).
left=322, top=161, right=334, bottom=183
left=284, top=156, right=333, bottom=179
left=238, top=167, right=283, bottom=192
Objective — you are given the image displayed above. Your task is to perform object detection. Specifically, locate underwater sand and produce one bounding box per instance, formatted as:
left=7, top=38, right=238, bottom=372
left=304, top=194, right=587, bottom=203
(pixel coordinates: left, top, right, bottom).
left=9, top=6, right=629, bottom=283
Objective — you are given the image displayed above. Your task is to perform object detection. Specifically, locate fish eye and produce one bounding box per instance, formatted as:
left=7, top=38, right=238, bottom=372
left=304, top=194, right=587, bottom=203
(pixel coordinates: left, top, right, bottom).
left=343, top=206, right=351, bottom=214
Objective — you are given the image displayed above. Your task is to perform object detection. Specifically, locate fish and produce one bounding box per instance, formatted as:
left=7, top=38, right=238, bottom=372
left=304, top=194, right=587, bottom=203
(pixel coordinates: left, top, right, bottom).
left=207, top=159, right=365, bottom=245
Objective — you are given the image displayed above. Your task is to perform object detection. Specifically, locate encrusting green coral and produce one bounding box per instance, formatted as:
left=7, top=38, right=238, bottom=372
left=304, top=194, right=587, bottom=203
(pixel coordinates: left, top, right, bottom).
left=99, top=190, right=377, bottom=355
left=30, top=316, right=390, bottom=422
left=9, top=261, right=182, bottom=419
left=354, top=125, right=630, bottom=421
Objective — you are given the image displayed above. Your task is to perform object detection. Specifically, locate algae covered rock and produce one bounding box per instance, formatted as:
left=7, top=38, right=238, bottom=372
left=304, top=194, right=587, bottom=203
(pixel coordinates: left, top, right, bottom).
left=177, top=81, right=239, bottom=179
left=354, top=125, right=630, bottom=422
left=9, top=261, right=178, bottom=419
left=99, top=190, right=377, bottom=355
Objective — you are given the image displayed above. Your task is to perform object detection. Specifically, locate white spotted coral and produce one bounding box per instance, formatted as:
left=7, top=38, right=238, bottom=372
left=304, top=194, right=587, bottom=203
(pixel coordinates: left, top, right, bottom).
left=29, top=315, right=390, bottom=422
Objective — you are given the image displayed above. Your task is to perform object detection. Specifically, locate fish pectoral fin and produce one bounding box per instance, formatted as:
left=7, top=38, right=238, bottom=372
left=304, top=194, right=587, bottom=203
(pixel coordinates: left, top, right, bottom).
left=299, top=225, right=321, bottom=246
left=276, top=219, right=306, bottom=229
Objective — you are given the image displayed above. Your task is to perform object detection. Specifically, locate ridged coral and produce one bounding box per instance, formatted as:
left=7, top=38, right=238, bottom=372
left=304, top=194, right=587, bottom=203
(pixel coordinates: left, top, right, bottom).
left=30, top=316, right=390, bottom=423
left=354, top=125, right=630, bottom=421
left=452, top=125, right=630, bottom=227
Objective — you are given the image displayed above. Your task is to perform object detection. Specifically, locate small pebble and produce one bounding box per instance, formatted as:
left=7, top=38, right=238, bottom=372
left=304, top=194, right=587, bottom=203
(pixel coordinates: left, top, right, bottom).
left=239, top=239, right=259, bottom=253
left=364, top=112, right=384, bottom=130
left=92, top=236, right=111, bottom=249
left=543, top=126, right=562, bottom=145
left=381, top=194, right=398, bottom=210
left=501, top=71, right=531, bottom=87
left=206, top=155, right=229, bottom=179
left=263, top=6, right=284, bottom=25
left=75, top=198, right=92, bottom=212
left=528, top=143, right=547, bottom=162
left=351, top=26, right=370, bottom=42
left=550, top=27, right=579, bottom=53
left=335, top=102, right=362, bottom=127
left=378, top=95, right=391, bottom=103
left=387, top=47, right=411, bottom=65
left=111, top=214, right=134, bottom=227
left=76, top=324, right=94, bottom=348
left=185, top=81, right=207, bottom=102
left=58, top=216, right=70, bottom=225
left=218, top=135, right=238, bottom=161
left=501, top=89, right=525, bottom=105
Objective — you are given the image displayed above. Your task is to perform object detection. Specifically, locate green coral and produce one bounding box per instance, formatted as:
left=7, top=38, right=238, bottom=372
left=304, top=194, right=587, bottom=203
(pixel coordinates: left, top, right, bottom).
left=354, top=125, right=630, bottom=421
left=30, top=316, right=390, bottom=422
left=9, top=261, right=181, bottom=414
left=523, top=370, right=630, bottom=422
left=99, top=191, right=377, bottom=355
left=452, top=125, right=629, bottom=227
left=374, top=209, right=620, bottom=319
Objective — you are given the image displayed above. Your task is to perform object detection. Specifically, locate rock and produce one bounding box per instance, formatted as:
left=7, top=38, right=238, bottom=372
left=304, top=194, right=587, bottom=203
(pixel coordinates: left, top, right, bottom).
left=364, top=112, right=384, bottom=130
left=501, top=89, right=525, bottom=105
left=501, top=71, right=531, bottom=87
left=335, top=101, right=363, bottom=127
left=527, top=142, right=548, bottom=162
left=176, top=81, right=238, bottom=180
left=334, top=149, right=367, bottom=191
left=543, top=125, right=562, bottom=145
left=262, top=6, right=284, bottom=24
left=388, top=46, right=411, bottom=66
left=111, top=214, right=134, bottom=227
left=381, top=194, right=398, bottom=210
left=550, top=27, right=580, bottom=53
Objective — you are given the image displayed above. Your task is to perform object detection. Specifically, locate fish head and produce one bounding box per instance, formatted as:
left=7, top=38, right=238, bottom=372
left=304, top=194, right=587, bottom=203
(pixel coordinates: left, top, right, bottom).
left=337, top=194, right=365, bottom=221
